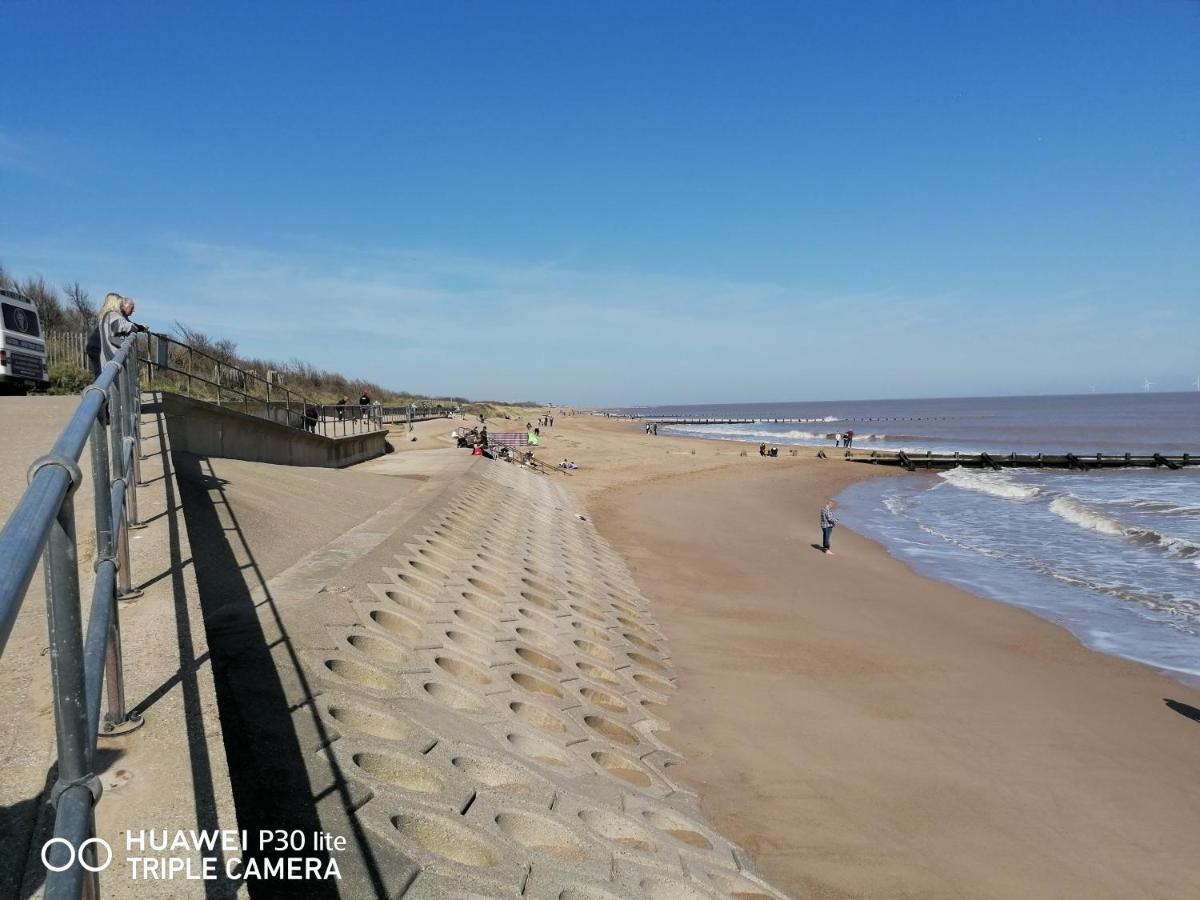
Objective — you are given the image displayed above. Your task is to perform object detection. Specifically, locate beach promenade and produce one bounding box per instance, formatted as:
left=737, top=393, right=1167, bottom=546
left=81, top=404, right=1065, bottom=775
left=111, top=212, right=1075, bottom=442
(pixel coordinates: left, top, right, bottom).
left=4, top=403, right=1200, bottom=898
left=1, top=402, right=787, bottom=898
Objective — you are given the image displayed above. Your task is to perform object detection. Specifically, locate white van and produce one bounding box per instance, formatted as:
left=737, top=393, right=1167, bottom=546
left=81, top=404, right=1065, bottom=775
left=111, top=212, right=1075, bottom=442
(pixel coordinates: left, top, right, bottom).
left=0, top=288, right=49, bottom=393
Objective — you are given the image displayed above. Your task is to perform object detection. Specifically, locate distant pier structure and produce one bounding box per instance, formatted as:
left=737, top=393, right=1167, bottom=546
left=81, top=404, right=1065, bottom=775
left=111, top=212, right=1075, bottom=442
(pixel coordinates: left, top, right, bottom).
left=602, top=413, right=1196, bottom=472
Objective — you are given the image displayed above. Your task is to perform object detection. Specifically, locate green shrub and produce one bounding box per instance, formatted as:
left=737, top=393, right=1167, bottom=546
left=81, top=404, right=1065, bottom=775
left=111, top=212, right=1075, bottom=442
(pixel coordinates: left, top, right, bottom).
left=48, top=362, right=92, bottom=395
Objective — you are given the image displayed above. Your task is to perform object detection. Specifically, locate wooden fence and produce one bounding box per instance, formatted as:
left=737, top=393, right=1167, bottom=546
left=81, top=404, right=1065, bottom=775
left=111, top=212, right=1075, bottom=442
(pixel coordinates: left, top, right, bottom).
left=45, top=331, right=89, bottom=370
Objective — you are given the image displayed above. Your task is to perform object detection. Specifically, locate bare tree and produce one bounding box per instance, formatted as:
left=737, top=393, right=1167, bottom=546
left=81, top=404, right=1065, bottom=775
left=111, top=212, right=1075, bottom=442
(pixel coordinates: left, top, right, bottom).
left=63, top=281, right=95, bottom=332
left=212, top=338, right=239, bottom=363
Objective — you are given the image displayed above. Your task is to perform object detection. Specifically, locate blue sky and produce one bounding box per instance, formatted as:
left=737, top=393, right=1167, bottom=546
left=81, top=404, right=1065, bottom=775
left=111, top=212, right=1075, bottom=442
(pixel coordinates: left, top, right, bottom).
left=1, top=1, right=1197, bottom=404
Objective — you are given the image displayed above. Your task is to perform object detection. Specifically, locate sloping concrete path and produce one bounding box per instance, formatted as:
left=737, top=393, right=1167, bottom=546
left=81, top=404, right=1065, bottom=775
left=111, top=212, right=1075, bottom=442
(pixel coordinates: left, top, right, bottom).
left=0, top=395, right=239, bottom=898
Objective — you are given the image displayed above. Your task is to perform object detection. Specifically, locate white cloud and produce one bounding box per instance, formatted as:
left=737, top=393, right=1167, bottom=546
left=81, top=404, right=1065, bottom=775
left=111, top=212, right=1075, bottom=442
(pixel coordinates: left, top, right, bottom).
left=8, top=233, right=1193, bottom=402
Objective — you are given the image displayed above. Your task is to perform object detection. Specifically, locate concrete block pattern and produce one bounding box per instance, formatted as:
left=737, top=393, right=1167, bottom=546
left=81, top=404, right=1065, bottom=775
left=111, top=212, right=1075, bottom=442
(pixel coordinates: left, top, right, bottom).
left=294, top=457, right=790, bottom=898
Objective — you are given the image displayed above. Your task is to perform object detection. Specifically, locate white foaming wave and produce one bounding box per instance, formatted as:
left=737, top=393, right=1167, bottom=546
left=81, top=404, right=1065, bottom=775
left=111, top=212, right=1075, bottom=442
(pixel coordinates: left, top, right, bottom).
left=1084, top=496, right=1200, bottom=516
left=938, top=467, right=1042, bottom=500
left=1048, top=497, right=1126, bottom=536
left=914, top=520, right=1200, bottom=627
left=1049, top=497, right=1200, bottom=558
left=1130, top=500, right=1200, bottom=516
left=672, top=425, right=889, bottom=442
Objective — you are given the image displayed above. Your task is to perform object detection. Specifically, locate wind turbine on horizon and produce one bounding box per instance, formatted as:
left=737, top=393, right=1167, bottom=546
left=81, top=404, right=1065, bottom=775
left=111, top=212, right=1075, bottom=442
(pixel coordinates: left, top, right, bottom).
left=1193, top=375, right=1200, bottom=392
left=1143, top=378, right=1155, bottom=392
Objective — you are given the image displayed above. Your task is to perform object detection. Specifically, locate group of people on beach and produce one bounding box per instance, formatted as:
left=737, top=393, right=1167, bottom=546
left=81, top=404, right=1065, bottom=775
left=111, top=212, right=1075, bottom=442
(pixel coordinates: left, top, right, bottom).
left=493, top=446, right=537, bottom=466
left=644, top=423, right=659, bottom=435
left=833, top=430, right=855, bottom=448
left=451, top=413, right=572, bottom=476
left=454, top=425, right=488, bottom=448
left=485, top=443, right=551, bottom=473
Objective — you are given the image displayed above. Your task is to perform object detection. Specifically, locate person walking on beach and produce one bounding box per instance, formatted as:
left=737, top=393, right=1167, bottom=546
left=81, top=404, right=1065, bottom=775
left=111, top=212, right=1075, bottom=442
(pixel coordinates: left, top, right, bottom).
left=845, top=430, right=855, bottom=449
left=820, top=500, right=837, bottom=555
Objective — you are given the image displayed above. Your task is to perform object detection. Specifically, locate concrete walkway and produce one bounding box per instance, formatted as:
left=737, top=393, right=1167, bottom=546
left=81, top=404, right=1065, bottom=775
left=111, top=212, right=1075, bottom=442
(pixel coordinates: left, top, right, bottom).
left=0, top=396, right=238, bottom=899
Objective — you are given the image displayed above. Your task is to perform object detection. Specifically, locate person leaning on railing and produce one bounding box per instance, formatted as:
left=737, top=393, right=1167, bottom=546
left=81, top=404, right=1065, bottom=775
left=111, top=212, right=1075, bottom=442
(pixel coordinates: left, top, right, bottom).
left=86, top=293, right=150, bottom=378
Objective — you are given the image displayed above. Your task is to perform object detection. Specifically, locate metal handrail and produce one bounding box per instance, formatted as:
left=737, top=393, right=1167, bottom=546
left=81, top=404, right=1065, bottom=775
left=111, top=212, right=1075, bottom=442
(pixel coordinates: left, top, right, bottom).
left=143, top=333, right=451, bottom=437
left=0, top=332, right=146, bottom=899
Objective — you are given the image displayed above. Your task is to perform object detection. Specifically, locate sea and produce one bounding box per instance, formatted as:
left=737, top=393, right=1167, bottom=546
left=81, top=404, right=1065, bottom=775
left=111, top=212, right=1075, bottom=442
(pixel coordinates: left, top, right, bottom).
left=613, top=394, right=1200, bottom=685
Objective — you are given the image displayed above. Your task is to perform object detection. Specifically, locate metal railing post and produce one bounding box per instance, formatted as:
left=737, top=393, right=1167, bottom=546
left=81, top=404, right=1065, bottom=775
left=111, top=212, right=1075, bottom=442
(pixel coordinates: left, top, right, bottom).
left=88, top=416, right=116, bottom=593
left=129, top=350, right=146, bottom=483
left=107, top=368, right=125, bottom=487
left=39, top=468, right=102, bottom=899
left=121, top=357, right=143, bottom=531
left=109, top=360, right=142, bottom=601
left=115, top=498, right=141, bottom=602
left=86, top=404, right=139, bottom=735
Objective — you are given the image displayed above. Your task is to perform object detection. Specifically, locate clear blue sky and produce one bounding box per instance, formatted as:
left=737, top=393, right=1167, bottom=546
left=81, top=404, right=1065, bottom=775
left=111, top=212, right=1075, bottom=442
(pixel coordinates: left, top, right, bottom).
left=2, top=1, right=1197, bottom=404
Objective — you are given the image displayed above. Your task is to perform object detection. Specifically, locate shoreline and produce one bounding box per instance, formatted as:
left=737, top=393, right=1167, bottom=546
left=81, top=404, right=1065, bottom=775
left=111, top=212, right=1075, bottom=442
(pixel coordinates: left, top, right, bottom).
left=548, top=415, right=1200, bottom=897
left=624, top=419, right=1200, bottom=689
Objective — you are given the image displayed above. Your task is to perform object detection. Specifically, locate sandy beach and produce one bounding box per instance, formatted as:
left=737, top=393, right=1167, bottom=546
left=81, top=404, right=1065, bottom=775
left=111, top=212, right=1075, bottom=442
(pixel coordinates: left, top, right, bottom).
left=543, top=414, right=1200, bottom=898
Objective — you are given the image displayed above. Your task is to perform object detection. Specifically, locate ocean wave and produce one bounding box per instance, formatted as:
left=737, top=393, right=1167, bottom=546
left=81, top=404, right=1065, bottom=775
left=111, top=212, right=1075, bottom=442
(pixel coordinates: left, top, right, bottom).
left=913, top=520, right=1200, bottom=626
left=938, top=467, right=1042, bottom=500
left=1083, top=496, right=1200, bottom=516
left=1128, top=500, right=1200, bottom=516
left=1049, top=497, right=1200, bottom=558
left=669, top=426, right=847, bottom=441
left=672, top=424, right=906, bottom=442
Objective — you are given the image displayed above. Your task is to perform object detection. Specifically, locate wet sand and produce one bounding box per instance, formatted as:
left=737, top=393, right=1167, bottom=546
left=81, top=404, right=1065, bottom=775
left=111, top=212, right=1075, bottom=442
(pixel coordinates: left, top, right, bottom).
left=548, top=415, right=1200, bottom=898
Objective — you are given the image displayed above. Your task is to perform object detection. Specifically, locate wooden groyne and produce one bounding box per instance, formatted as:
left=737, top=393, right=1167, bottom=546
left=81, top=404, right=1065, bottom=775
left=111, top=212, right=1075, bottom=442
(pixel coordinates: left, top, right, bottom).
left=603, top=415, right=954, bottom=425
left=845, top=450, right=1197, bottom=472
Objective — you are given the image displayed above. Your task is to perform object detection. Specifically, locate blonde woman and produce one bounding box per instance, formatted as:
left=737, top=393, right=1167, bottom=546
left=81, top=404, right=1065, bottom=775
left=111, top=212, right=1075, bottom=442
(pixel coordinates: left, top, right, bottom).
left=86, top=293, right=148, bottom=376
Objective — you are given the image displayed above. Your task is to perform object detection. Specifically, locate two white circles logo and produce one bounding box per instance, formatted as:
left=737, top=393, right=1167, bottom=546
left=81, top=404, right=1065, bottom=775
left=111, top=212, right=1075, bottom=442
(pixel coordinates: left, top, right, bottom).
left=42, top=837, right=113, bottom=872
